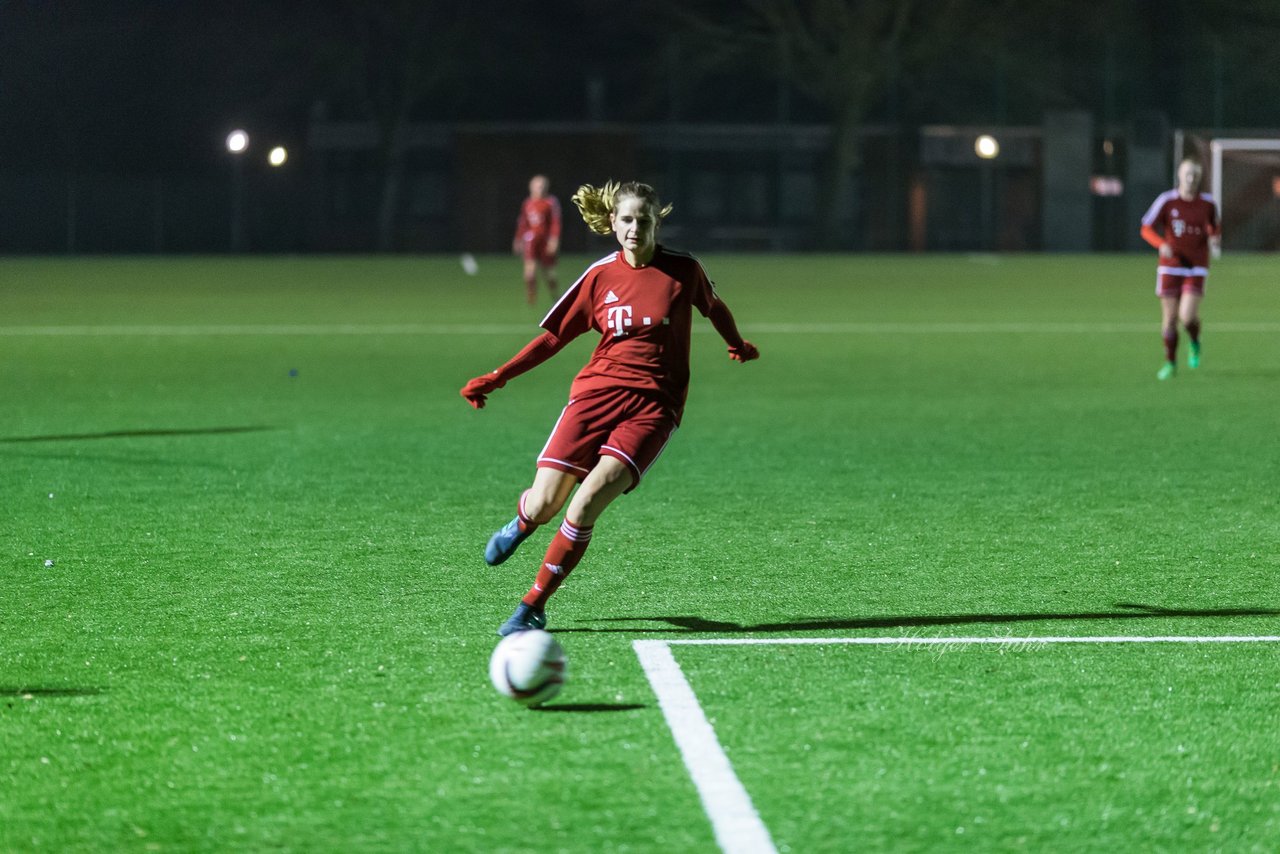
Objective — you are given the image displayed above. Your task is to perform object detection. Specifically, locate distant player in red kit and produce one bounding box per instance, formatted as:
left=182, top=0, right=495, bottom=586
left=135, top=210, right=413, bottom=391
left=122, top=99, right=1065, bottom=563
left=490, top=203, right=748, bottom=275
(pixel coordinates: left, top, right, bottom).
left=462, top=180, right=759, bottom=635
left=1141, top=158, right=1221, bottom=380
left=513, top=174, right=562, bottom=305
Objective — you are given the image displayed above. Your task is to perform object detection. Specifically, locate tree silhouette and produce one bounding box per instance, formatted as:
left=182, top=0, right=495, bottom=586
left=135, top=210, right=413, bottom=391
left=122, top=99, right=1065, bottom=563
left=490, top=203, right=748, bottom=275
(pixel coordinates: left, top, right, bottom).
left=674, top=0, right=924, bottom=248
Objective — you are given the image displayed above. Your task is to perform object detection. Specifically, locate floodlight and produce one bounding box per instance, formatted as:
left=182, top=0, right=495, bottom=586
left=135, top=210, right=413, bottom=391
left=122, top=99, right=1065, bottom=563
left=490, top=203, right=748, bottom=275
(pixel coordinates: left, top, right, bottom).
left=227, top=130, right=249, bottom=154
left=268, top=146, right=288, bottom=167
left=975, top=135, right=1000, bottom=159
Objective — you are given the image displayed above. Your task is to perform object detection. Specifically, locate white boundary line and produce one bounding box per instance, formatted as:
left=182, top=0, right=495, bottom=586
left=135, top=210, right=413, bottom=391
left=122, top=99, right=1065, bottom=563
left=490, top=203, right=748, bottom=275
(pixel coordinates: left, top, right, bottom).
left=3, top=321, right=1280, bottom=337
left=634, top=635, right=1280, bottom=854
left=633, top=640, right=779, bottom=854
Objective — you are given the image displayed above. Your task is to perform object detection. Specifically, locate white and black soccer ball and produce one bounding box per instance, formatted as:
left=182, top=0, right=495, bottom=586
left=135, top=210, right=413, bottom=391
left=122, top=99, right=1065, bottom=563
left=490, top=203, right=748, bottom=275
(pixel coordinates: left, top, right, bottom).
left=488, top=629, right=566, bottom=707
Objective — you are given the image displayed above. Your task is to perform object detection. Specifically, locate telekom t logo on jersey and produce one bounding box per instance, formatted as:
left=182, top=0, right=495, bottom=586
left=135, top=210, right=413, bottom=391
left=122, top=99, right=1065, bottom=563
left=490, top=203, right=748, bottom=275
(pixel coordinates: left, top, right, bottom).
left=607, top=305, right=633, bottom=337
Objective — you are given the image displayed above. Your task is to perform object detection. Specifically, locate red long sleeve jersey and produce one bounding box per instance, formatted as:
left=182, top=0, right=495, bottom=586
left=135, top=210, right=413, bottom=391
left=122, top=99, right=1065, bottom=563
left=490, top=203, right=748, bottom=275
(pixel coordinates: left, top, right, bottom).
left=515, top=196, right=561, bottom=242
left=1141, top=190, right=1219, bottom=270
left=540, top=246, right=728, bottom=421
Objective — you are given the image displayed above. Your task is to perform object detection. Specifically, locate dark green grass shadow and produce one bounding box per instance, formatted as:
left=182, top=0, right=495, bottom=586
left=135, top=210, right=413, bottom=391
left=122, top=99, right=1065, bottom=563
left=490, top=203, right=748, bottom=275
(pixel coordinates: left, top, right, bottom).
left=0, top=426, right=276, bottom=443
left=0, top=448, right=232, bottom=469
left=0, top=686, right=104, bottom=697
left=532, top=702, right=647, bottom=713
left=565, top=603, right=1280, bottom=634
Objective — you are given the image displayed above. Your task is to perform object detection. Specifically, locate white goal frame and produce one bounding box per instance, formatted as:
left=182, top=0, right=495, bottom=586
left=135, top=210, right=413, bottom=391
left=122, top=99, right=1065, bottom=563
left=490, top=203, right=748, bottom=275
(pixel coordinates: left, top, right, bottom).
left=1208, top=138, right=1280, bottom=251
left=1209, top=137, right=1280, bottom=207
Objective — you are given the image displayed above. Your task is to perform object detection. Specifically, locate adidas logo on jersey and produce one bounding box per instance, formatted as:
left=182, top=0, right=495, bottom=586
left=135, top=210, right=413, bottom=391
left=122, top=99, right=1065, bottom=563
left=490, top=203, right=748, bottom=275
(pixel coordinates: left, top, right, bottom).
left=604, top=290, right=620, bottom=304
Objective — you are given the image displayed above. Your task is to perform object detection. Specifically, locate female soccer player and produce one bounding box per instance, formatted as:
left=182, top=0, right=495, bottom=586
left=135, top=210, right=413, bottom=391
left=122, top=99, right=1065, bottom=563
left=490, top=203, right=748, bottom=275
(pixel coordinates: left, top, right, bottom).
left=462, top=180, right=759, bottom=636
left=1140, top=158, right=1221, bottom=380
left=513, top=175, right=562, bottom=305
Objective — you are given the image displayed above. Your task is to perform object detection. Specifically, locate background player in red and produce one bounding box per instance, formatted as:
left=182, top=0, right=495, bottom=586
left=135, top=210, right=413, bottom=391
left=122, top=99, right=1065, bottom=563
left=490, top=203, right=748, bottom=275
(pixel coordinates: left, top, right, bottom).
left=513, top=174, right=562, bottom=305
left=1141, top=158, right=1221, bottom=380
left=463, top=180, right=759, bottom=635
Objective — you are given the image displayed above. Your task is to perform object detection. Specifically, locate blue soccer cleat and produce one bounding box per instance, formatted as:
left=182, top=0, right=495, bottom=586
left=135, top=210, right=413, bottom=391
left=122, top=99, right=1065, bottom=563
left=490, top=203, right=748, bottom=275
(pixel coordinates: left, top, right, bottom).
left=485, top=516, right=531, bottom=566
left=498, top=602, right=547, bottom=637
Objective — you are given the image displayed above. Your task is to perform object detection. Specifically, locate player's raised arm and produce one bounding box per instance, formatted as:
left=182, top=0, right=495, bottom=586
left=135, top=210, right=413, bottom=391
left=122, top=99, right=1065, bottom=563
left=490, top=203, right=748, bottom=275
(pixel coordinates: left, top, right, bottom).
left=460, top=331, right=568, bottom=409
left=690, top=261, right=759, bottom=363
left=708, top=300, right=758, bottom=362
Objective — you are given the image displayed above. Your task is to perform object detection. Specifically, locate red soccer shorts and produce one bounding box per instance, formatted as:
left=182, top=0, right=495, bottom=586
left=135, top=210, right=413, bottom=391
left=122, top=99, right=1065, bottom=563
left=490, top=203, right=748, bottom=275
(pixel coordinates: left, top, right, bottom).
left=536, top=388, right=678, bottom=491
left=522, top=236, right=557, bottom=267
left=1156, top=272, right=1205, bottom=297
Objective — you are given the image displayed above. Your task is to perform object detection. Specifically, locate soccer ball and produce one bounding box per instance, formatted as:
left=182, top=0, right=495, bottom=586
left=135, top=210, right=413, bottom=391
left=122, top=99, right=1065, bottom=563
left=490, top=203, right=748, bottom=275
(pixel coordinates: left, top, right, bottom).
left=460, top=253, right=479, bottom=275
left=488, top=629, right=566, bottom=707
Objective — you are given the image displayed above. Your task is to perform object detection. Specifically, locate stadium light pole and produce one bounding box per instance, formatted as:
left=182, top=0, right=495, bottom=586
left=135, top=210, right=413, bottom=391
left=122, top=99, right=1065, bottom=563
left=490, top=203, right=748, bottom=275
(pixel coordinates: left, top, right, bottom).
left=227, top=130, right=249, bottom=252
left=975, top=135, right=1000, bottom=251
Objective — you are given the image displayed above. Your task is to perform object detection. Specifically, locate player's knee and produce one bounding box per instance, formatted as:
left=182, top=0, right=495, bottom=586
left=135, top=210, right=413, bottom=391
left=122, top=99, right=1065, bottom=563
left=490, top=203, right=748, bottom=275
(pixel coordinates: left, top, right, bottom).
left=567, top=484, right=608, bottom=523
left=568, top=483, right=598, bottom=515
left=523, top=488, right=562, bottom=524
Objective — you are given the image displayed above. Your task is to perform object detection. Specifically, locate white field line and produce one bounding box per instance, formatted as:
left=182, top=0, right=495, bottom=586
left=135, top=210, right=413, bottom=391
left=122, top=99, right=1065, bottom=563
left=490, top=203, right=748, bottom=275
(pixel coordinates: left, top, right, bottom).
left=743, top=322, right=1276, bottom=334
left=662, top=634, right=1280, bottom=647
left=633, top=640, right=778, bottom=854
left=0, top=323, right=533, bottom=337
left=3, top=321, right=1280, bottom=337
left=634, top=634, right=1280, bottom=854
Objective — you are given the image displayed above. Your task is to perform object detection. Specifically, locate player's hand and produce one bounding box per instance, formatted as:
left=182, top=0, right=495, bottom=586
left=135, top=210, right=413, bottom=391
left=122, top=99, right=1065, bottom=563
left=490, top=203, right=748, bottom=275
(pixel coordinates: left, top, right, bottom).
left=460, top=372, right=505, bottom=409
left=1158, top=242, right=1174, bottom=260
left=547, top=237, right=560, bottom=255
left=728, top=341, right=759, bottom=363
left=1210, top=236, right=1222, bottom=260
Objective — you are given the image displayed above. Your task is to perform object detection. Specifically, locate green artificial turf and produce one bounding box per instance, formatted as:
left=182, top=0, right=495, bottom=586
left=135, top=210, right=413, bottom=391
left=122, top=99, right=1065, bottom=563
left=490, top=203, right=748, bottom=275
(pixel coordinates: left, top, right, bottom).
left=1, top=253, right=1278, bottom=851
left=683, top=642, right=1280, bottom=852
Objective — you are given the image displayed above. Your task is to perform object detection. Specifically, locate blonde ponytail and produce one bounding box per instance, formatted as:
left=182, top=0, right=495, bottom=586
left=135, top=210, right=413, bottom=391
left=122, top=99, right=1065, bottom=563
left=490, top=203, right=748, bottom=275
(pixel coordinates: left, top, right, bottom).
left=572, top=180, right=674, bottom=235
left=571, top=181, right=618, bottom=235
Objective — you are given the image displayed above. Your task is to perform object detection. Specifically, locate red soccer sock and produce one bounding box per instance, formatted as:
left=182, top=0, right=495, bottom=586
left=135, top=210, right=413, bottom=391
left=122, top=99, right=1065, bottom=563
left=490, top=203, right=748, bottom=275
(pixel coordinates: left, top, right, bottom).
left=521, top=519, right=593, bottom=610
left=1162, top=328, right=1178, bottom=362
left=516, top=489, right=538, bottom=534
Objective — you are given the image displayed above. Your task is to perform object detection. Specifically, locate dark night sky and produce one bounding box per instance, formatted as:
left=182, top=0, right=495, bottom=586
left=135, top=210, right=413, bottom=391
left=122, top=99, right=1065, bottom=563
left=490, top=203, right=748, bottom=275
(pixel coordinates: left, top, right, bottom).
left=3, top=0, right=1279, bottom=175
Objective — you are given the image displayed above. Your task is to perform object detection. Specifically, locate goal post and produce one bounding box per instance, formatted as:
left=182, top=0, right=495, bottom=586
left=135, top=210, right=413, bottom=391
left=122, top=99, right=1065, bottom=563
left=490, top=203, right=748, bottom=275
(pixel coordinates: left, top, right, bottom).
left=1209, top=138, right=1280, bottom=251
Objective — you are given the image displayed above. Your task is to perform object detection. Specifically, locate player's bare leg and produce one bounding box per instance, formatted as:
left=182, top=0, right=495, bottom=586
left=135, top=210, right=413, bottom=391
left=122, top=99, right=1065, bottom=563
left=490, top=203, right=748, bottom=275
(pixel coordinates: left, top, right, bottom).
left=1180, top=292, right=1203, bottom=368
left=522, top=467, right=577, bottom=523
left=522, top=258, right=538, bottom=305
left=1158, top=295, right=1180, bottom=380
left=543, top=264, right=559, bottom=300
left=485, top=468, right=575, bottom=566
left=563, top=456, right=632, bottom=527
left=499, top=457, right=634, bottom=636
